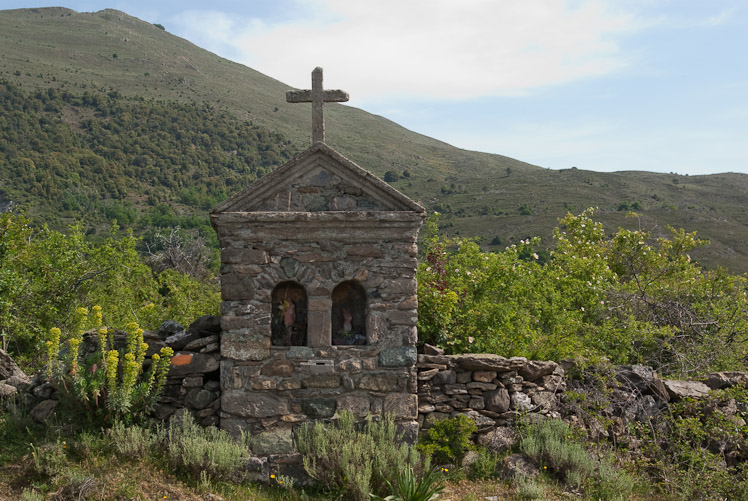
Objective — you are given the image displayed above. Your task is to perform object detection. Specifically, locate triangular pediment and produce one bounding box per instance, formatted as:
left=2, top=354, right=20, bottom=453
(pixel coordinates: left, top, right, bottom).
left=212, top=142, right=424, bottom=213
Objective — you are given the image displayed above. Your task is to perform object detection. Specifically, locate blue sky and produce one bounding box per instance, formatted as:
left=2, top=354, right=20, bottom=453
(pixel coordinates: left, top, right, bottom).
left=3, top=0, right=747, bottom=175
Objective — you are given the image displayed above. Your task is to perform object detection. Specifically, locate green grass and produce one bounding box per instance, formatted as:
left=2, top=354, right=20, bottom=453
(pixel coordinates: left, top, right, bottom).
left=3, top=7, right=748, bottom=272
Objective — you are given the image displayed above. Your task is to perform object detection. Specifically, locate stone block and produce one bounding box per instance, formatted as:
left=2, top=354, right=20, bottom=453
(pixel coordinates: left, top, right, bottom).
left=251, top=378, right=278, bottom=390
left=338, top=359, right=362, bottom=372
left=387, top=310, right=417, bottom=326
left=279, top=380, right=302, bottom=390
left=337, top=394, right=371, bottom=417
left=186, top=389, right=215, bottom=410
left=397, top=295, right=418, bottom=310
left=432, top=369, right=457, bottom=385
left=366, top=313, right=387, bottom=345
left=379, top=347, right=417, bottom=367
left=222, top=247, right=268, bottom=265
left=485, top=388, right=511, bottom=413
left=221, top=273, right=255, bottom=300
left=473, top=371, right=497, bottom=382
left=262, top=359, right=295, bottom=377
left=220, top=316, right=254, bottom=331
left=302, top=375, right=341, bottom=389
left=286, top=346, right=314, bottom=359
left=383, top=278, right=417, bottom=294
left=222, top=390, right=289, bottom=418
left=466, top=382, right=498, bottom=391
left=302, top=399, right=337, bottom=418
left=383, top=393, right=418, bottom=419
left=308, top=298, right=333, bottom=311
left=253, top=428, right=294, bottom=455
left=307, top=311, right=331, bottom=347
left=457, top=371, right=473, bottom=383
left=221, top=331, right=270, bottom=361
left=510, top=392, right=533, bottom=411
left=359, top=374, right=399, bottom=391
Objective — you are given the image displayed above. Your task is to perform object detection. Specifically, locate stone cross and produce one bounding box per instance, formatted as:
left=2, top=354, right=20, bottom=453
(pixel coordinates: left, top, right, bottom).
left=286, top=67, right=349, bottom=144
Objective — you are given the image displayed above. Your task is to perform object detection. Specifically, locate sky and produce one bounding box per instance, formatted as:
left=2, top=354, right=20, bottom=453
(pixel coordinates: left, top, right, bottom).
left=3, top=0, right=747, bottom=175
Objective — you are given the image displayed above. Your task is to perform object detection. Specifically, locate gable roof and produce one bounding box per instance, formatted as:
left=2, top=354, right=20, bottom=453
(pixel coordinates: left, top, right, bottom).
left=212, top=142, right=425, bottom=214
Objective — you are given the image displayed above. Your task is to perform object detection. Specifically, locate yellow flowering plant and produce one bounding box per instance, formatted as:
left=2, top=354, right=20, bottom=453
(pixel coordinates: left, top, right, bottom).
left=45, top=305, right=174, bottom=426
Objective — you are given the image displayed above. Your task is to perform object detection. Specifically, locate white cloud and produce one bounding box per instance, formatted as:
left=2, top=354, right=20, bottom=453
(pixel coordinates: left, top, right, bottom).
left=170, top=0, right=638, bottom=103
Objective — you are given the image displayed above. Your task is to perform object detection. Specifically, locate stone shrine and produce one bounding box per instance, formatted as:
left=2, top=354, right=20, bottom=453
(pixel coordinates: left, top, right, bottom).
left=210, top=68, right=426, bottom=460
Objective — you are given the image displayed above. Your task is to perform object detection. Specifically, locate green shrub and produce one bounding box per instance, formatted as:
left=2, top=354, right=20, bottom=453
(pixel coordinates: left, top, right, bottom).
left=513, top=475, right=546, bottom=500
left=166, top=411, right=250, bottom=481
left=46, top=306, right=173, bottom=426
left=519, top=418, right=633, bottom=500
left=468, top=447, right=500, bottom=480
left=107, top=420, right=165, bottom=460
left=419, top=414, right=476, bottom=466
left=296, top=411, right=426, bottom=501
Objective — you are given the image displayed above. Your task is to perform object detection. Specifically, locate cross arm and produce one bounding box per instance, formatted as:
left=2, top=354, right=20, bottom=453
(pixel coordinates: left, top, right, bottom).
left=286, top=89, right=350, bottom=103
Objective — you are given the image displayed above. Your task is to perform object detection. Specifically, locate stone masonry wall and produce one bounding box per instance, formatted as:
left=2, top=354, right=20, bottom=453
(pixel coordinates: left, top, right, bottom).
left=416, top=348, right=566, bottom=440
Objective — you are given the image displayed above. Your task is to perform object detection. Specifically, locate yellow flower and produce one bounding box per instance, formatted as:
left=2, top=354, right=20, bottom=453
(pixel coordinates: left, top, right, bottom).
left=270, top=474, right=276, bottom=479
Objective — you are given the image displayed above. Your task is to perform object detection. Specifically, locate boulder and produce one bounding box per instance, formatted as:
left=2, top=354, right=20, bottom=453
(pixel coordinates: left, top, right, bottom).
left=478, top=426, right=517, bottom=454
left=0, top=349, right=27, bottom=381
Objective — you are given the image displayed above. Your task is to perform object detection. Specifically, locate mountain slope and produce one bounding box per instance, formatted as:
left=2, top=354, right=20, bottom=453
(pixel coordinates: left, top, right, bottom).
left=1, top=7, right=748, bottom=272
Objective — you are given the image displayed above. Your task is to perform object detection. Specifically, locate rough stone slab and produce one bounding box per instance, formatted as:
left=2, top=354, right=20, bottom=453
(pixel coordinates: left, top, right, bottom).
left=0, top=349, right=27, bottom=381
left=663, top=380, right=711, bottom=400
left=423, top=344, right=444, bottom=356
left=510, top=392, right=533, bottom=411
left=473, top=371, right=497, bottom=382
left=359, top=374, right=398, bottom=391
left=183, top=335, right=219, bottom=352
left=221, top=331, right=270, bottom=361
left=432, top=369, right=457, bottom=385
left=454, top=354, right=517, bottom=372
left=262, top=359, right=294, bottom=377
left=383, top=393, right=418, bottom=419
left=253, top=429, right=294, bottom=455
left=444, top=384, right=468, bottom=395
left=485, top=388, right=511, bottom=413
left=417, top=354, right=452, bottom=365
left=517, top=360, right=558, bottom=381
left=302, top=375, right=341, bottom=389
left=387, top=310, right=417, bottom=326
left=169, top=353, right=220, bottom=377
left=302, top=399, right=336, bottom=418
left=286, top=347, right=315, bottom=359
left=222, top=247, right=268, bottom=265
left=467, top=382, right=498, bottom=391
left=379, top=347, right=417, bottom=367
left=418, top=368, right=440, bottom=381
left=337, top=394, right=371, bottom=417
left=222, top=390, right=289, bottom=418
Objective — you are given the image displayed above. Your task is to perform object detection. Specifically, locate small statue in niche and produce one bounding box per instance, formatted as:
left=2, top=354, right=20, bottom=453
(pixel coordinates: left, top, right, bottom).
left=332, top=307, right=362, bottom=345
left=271, top=281, right=307, bottom=346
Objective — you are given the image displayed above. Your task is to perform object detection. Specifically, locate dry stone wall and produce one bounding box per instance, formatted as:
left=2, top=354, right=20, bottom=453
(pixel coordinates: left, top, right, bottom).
left=416, top=348, right=566, bottom=439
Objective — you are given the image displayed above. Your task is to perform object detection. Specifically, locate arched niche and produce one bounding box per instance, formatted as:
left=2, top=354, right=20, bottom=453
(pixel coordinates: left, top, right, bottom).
left=331, top=280, right=367, bottom=345
left=271, top=281, right=308, bottom=346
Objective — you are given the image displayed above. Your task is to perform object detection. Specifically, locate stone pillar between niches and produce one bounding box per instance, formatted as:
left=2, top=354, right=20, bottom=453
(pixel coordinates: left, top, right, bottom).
left=307, top=297, right=332, bottom=347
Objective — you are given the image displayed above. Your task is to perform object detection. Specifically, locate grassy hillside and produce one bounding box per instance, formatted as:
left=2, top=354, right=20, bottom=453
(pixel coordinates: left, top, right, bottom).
left=1, top=7, right=748, bottom=272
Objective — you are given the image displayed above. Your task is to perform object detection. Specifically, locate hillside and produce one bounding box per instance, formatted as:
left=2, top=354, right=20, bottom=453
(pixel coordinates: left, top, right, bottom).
left=1, top=7, right=748, bottom=272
